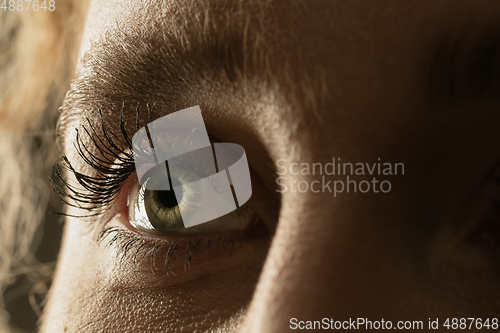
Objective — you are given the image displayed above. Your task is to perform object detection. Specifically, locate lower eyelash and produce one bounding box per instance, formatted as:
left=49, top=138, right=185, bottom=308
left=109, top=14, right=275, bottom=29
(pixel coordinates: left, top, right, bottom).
left=98, top=227, right=177, bottom=273
left=97, top=227, right=234, bottom=273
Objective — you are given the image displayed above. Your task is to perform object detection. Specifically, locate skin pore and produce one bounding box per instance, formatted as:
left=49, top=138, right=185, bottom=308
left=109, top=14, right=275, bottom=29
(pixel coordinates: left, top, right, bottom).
left=42, top=0, right=500, bottom=332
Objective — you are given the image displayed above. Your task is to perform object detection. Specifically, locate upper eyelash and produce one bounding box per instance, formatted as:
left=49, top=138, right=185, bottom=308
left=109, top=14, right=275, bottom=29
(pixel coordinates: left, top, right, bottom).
left=51, top=104, right=141, bottom=217
left=51, top=103, right=211, bottom=218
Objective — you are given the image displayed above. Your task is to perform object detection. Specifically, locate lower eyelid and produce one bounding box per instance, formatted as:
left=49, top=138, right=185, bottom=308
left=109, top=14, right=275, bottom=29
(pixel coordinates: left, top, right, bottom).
left=96, top=221, right=266, bottom=279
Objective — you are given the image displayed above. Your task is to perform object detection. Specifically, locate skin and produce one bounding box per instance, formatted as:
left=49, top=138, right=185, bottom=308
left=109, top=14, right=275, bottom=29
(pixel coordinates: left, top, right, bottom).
left=42, top=0, right=500, bottom=332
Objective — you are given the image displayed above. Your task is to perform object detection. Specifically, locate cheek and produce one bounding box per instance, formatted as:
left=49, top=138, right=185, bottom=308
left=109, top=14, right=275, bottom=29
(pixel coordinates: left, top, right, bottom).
left=42, top=211, right=269, bottom=332
left=41, top=219, right=104, bottom=331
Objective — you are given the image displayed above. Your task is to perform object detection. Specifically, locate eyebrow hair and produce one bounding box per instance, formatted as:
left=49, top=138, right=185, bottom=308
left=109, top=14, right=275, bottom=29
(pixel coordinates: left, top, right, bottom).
left=57, top=0, right=284, bottom=144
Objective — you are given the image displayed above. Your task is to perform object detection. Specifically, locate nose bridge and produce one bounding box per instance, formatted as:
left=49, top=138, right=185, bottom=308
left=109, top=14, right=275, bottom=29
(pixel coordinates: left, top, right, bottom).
left=240, top=165, right=348, bottom=331
left=239, top=156, right=418, bottom=332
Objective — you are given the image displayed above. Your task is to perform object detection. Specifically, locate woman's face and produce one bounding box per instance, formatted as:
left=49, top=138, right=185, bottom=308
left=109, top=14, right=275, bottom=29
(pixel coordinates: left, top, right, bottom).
left=42, top=0, right=500, bottom=331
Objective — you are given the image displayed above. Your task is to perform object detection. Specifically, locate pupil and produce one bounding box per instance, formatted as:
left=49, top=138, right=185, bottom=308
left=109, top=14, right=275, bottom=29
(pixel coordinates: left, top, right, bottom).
left=156, top=178, right=183, bottom=208
left=157, top=190, right=179, bottom=208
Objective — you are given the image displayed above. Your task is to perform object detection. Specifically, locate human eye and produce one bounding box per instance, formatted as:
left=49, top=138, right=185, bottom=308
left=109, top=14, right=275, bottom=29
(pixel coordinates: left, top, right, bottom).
left=53, top=105, right=269, bottom=273
left=128, top=160, right=252, bottom=235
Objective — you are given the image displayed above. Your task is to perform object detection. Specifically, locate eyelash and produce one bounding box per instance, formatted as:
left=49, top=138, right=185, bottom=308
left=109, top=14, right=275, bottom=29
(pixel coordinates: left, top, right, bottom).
left=97, top=227, right=234, bottom=273
left=51, top=105, right=136, bottom=217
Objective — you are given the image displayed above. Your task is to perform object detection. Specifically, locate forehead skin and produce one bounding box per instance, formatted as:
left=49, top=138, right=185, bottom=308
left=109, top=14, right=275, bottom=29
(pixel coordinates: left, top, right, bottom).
left=42, top=0, right=500, bottom=332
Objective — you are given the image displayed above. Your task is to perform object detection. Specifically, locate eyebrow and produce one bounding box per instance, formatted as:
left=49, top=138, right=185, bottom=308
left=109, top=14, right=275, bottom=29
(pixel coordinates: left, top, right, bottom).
left=58, top=0, right=277, bottom=145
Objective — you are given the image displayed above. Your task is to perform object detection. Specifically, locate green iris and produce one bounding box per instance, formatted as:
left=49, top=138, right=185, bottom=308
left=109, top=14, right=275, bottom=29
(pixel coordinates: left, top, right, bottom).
left=143, top=174, right=185, bottom=233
